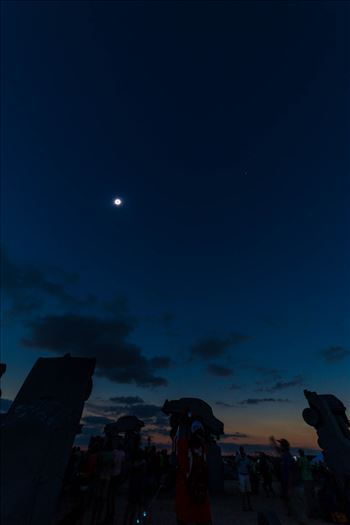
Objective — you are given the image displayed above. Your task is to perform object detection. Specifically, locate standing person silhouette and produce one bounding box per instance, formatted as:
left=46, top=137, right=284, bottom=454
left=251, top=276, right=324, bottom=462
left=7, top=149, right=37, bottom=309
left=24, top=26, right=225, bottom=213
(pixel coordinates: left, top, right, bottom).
left=270, top=436, right=307, bottom=524
left=235, top=447, right=253, bottom=511
left=105, top=438, right=126, bottom=525
left=297, top=449, right=315, bottom=517
left=175, top=419, right=212, bottom=525
left=122, top=447, right=147, bottom=525
left=259, top=452, right=275, bottom=497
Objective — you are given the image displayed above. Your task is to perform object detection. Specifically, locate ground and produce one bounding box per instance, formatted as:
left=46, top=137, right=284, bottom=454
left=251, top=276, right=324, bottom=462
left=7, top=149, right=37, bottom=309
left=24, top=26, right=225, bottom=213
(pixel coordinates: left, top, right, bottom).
left=112, top=481, right=330, bottom=525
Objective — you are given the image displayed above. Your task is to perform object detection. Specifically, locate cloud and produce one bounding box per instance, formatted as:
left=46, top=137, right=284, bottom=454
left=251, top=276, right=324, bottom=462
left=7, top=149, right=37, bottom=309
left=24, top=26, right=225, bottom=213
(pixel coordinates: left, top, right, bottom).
left=222, top=432, right=249, bottom=439
left=161, top=312, right=174, bottom=326
left=207, top=364, right=234, bottom=377
left=1, top=247, right=96, bottom=318
left=102, top=368, right=167, bottom=388
left=110, top=396, right=144, bottom=405
left=127, top=404, right=163, bottom=419
left=320, top=346, right=350, bottom=362
left=191, top=337, right=231, bottom=359
left=149, top=357, right=171, bottom=368
left=146, top=425, right=170, bottom=437
left=216, top=401, right=235, bottom=407
left=160, top=312, right=178, bottom=338
left=268, top=375, right=304, bottom=391
left=153, top=414, right=169, bottom=426
left=239, top=398, right=290, bottom=405
left=103, top=294, right=130, bottom=316
left=143, top=312, right=178, bottom=338
left=230, top=383, right=243, bottom=390
left=271, top=375, right=304, bottom=391
left=256, top=375, right=304, bottom=392
left=245, top=365, right=283, bottom=378
left=190, top=333, right=250, bottom=360
left=85, top=403, right=125, bottom=416
left=86, top=402, right=166, bottom=424
left=22, top=313, right=169, bottom=388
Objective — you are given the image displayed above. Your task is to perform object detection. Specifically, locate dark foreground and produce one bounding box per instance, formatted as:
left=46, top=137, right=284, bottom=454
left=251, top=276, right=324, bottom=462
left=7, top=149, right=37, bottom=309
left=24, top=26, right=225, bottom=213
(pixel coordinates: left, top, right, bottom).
left=56, top=480, right=329, bottom=525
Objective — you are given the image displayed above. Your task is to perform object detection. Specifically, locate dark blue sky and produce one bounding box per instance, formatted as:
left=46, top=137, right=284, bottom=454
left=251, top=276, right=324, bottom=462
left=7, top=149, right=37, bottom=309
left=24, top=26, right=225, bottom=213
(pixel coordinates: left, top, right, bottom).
left=2, top=1, right=349, bottom=448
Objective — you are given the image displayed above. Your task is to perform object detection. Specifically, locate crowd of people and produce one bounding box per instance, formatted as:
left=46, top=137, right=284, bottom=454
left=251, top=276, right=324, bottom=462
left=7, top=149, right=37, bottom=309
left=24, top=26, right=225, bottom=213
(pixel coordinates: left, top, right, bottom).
left=57, top=429, right=349, bottom=525
left=59, top=435, right=173, bottom=525
left=233, top=438, right=349, bottom=524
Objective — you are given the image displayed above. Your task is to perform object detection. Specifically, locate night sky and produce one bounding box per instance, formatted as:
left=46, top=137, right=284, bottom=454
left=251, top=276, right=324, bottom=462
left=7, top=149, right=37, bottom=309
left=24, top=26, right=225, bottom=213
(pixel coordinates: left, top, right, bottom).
left=2, top=1, right=349, bottom=451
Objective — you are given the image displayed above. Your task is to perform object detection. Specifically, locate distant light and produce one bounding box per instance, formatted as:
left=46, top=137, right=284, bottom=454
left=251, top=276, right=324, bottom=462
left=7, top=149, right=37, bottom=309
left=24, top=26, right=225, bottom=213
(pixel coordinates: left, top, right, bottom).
left=143, top=512, right=147, bottom=517
left=114, top=198, right=123, bottom=206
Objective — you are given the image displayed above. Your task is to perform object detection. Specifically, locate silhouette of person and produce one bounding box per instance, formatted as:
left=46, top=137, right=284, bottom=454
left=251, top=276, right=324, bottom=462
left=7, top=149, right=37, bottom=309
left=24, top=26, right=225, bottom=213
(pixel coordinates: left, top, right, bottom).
left=235, top=446, right=253, bottom=511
